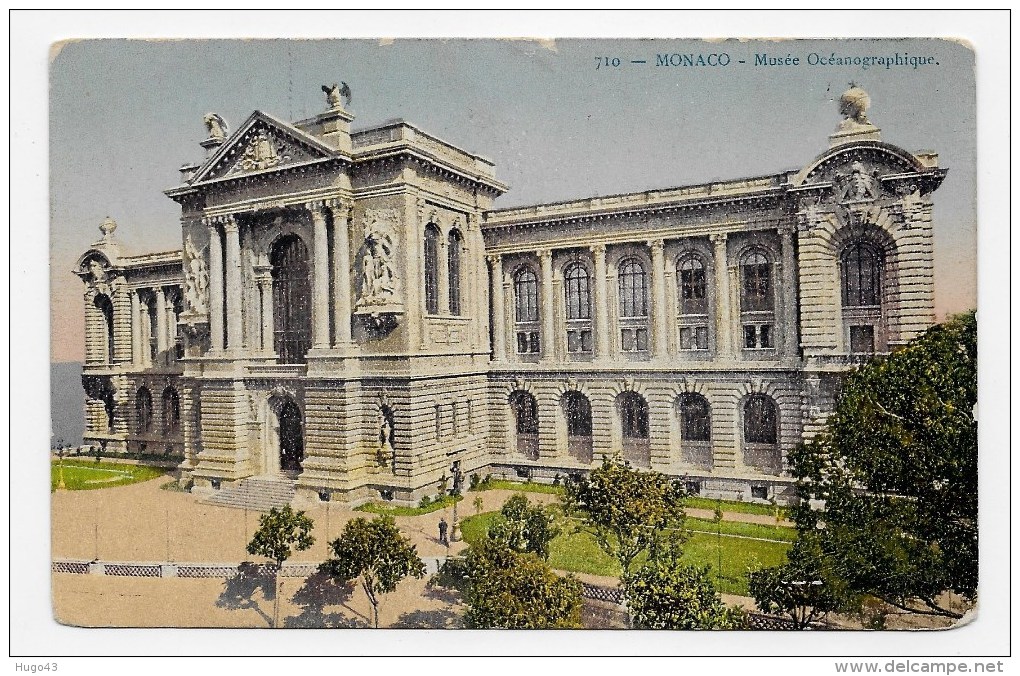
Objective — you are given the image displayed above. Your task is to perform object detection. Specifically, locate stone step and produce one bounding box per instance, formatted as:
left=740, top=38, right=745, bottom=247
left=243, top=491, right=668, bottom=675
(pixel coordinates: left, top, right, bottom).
left=200, top=475, right=297, bottom=512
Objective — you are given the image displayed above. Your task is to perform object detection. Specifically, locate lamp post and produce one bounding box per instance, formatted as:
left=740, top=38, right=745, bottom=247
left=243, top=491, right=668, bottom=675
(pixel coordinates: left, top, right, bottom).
left=450, top=461, right=463, bottom=542
left=57, top=447, right=66, bottom=490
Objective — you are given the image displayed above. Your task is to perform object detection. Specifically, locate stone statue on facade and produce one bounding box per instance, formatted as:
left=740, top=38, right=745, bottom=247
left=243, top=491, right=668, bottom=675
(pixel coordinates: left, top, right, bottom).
left=377, top=416, right=396, bottom=470
left=838, top=83, right=871, bottom=128
left=203, top=113, right=229, bottom=141
left=183, top=234, right=210, bottom=314
left=321, top=82, right=352, bottom=110
left=357, top=209, right=399, bottom=306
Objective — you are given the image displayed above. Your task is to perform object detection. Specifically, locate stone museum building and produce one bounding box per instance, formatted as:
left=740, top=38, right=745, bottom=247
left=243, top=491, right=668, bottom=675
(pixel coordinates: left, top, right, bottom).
left=74, top=85, right=945, bottom=506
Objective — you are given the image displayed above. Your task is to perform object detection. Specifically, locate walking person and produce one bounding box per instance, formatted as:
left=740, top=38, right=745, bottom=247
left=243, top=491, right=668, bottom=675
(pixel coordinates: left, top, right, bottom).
left=438, top=517, right=449, bottom=547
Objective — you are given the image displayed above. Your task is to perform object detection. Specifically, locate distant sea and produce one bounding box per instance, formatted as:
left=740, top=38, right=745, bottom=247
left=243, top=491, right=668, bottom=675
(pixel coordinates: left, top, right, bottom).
left=51, top=362, right=84, bottom=448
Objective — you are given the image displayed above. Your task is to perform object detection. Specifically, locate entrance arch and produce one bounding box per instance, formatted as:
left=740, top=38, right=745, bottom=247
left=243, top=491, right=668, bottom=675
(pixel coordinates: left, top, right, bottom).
left=266, top=395, right=304, bottom=475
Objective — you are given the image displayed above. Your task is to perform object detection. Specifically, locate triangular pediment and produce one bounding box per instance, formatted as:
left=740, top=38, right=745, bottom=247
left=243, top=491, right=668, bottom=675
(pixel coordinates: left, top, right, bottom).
left=190, top=111, right=337, bottom=184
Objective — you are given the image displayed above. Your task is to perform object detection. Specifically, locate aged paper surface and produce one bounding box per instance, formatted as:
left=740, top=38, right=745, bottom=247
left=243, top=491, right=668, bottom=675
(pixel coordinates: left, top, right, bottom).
left=16, top=10, right=1008, bottom=665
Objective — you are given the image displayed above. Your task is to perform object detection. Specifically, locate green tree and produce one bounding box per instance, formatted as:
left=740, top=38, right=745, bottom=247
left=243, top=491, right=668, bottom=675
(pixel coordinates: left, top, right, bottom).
left=321, top=515, right=426, bottom=628
left=748, top=533, right=860, bottom=629
left=622, top=542, right=744, bottom=629
left=462, top=538, right=582, bottom=629
left=246, top=505, right=315, bottom=627
left=486, top=493, right=559, bottom=560
left=792, top=311, right=977, bottom=619
left=564, top=455, right=687, bottom=575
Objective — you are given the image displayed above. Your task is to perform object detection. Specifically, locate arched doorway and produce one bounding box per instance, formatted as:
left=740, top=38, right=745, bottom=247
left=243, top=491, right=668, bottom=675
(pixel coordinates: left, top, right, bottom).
left=278, top=400, right=304, bottom=472
left=617, top=391, right=650, bottom=468
left=271, top=234, right=312, bottom=364
left=508, top=390, right=539, bottom=460
left=563, top=391, right=593, bottom=464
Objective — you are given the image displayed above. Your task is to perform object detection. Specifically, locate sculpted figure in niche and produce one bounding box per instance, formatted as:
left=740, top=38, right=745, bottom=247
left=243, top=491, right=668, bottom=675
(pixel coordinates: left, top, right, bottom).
left=203, top=113, right=229, bottom=141
left=87, top=259, right=107, bottom=284
left=183, top=235, right=210, bottom=314
left=377, top=409, right=396, bottom=472
left=358, top=209, right=399, bottom=305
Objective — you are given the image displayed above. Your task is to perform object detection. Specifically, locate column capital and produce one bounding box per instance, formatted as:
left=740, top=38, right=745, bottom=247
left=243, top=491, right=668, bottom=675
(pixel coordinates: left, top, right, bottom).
left=221, top=216, right=239, bottom=234
left=486, top=254, right=503, bottom=267
left=647, top=238, right=665, bottom=254
left=777, top=224, right=797, bottom=238
left=709, top=232, right=728, bottom=245
left=590, top=243, right=607, bottom=257
left=537, top=248, right=553, bottom=263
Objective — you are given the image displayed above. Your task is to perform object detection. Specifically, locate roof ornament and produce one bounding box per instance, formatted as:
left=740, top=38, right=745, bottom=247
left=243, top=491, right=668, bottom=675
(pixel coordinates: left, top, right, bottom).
left=838, top=83, right=871, bottom=127
left=99, top=216, right=117, bottom=241
left=322, top=82, right=352, bottom=111
left=203, top=113, right=229, bottom=141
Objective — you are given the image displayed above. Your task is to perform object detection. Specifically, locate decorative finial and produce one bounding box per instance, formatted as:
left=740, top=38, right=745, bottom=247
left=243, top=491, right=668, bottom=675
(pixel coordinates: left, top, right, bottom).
left=203, top=112, right=229, bottom=141
left=99, top=216, right=117, bottom=240
left=321, top=82, right=352, bottom=111
left=839, top=83, right=871, bottom=125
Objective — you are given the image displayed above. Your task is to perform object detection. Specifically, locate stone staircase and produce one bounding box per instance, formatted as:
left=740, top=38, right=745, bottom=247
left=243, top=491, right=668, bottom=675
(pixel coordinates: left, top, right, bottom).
left=200, top=475, right=296, bottom=512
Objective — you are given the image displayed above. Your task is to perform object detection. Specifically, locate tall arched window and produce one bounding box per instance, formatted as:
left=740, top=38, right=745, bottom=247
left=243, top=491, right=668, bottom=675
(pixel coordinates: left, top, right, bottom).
left=841, top=241, right=881, bottom=307
left=94, top=294, right=114, bottom=363
left=424, top=224, right=440, bottom=314
left=677, top=255, right=707, bottom=314
left=743, top=394, right=777, bottom=445
left=514, top=267, right=540, bottom=354
left=618, top=258, right=649, bottom=353
left=618, top=391, right=650, bottom=467
left=740, top=250, right=775, bottom=349
left=564, top=391, right=593, bottom=464
left=509, top=390, right=539, bottom=460
left=448, top=229, right=463, bottom=315
left=136, top=386, right=153, bottom=434
left=161, top=387, right=180, bottom=437
left=618, top=258, right=648, bottom=318
left=271, top=234, right=312, bottom=364
left=679, top=393, right=711, bottom=442
left=564, top=263, right=593, bottom=354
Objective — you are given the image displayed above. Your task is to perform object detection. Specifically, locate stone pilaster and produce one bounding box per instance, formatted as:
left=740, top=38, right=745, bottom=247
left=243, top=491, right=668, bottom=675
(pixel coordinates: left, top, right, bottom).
left=309, top=203, right=331, bottom=349
left=223, top=216, right=244, bottom=351
left=437, top=232, right=450, bottom=315
left=155, top=286, right=168, bottom=363
left=130, top=289, right=142, bottom=365
left=591, top=244, right=609, bottom=360
left=328, top=200, right=354, bottom=348
left=539, top=248, right=554, bottom=362
left=649, top=239, right=668, bottom=359
left=255, top=266, right=274, bottom=354
left=207, top=218, right=225, bottom=352
left=487, top=255, right=506, bottom=362
left=710, top=233, right=732, bottom=358
left=779, top=226, right=799, bottom=358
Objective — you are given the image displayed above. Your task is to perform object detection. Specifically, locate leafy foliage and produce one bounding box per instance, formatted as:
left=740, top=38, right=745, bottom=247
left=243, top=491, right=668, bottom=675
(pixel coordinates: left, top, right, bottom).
left=622, top=543, right=744, bottom=629
left=462, top=538, right=582, bottom=629
left=321, top=515, right=426, bottom=628
left=246, top=505, right=315, bottom=567
left=791, top=311, right=977, bottom=619
left=486, top=494, right=560, bottom=560
left=748, top=532, right=860, bottom=629
left=564, top=455, right=687, bottom=574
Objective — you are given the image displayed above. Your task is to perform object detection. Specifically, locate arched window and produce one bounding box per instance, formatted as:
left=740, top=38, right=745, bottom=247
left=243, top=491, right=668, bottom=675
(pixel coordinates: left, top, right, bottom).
left=94, top=294, right=114, bottom=363
left=741, top=250, right=773, bottom=312
left=677, top=255, right=708, bottom=315
left=448, top=229, right=463, bottom=315
left=271, top=234, right=312, bottom=364
left=564, top=263, right=591, bottom=320
left=743, top=394, right=777, bottom=445
left=161, top=387, right=180, bottom=437
left=617, top=258, right=648, bottom=318
left=509, top=391, right=539, bottom=460
left=564, top=391, right=592, bottom=437
left=841, top=241, right=882, bottom=307
left=619, top=392, right=649, bottom=439
left=424, top=224, right=440, bottom=314
left=514, top=268, right=539, bottom=322
left=679, top=393, right=711, bottom=442
left=136, top=386, right=153, bottom=434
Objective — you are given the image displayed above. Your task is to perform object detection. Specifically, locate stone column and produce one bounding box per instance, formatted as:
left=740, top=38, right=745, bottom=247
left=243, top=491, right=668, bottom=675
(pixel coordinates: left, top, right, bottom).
left=437, top=233, right=450, bottom=315
left=223, top=217, right=244, bottom=351
left=591, top=244, right=609, bottom=360
left=155, top=286, right=168, bottom=364
left=710, top=233, right=732, bottom=359
left=329, top=201, right=353, bottom=347
left=649, top=239, right=668, bottom=359
left=140, top=292, right=152, bottom=366
left=779, top=226, right=799, bottom=358
left=130, top=290, right=142, bottom=365
left=255, top=267, right=274, bottom=354
left=539, top=249, right=555, bottom=362
left=488, top=255, right=506, bottom=362
left=310, top=204, right=331, bottom=349
left=207, top=220, right=224, bottom=352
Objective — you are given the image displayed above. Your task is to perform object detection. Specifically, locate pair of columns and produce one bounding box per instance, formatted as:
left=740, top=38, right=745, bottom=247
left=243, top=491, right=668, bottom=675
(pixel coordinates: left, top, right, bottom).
left=131, top=286, right=177, bottom=366
left=205, top=201, right=354, bottom=355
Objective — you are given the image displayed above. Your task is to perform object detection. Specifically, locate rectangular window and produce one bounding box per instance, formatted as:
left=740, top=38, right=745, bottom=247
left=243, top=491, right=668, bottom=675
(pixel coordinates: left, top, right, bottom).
left=567, top=329, right=593, bottom=354
left=517, top=331, right=541, bottom=354
left=435, top=404, right=442, bottom=439
left=635, top=328, right=649, bottom=351
left=760, top=324, right=772, bottom=348
left=580, top=329, right=593, bottom=353
left=529, top=331, right=541, bottom=353
left=621, top=328, right=649, bottom=353
left=621, top=328, right=634, bottom=352
left=696, top=326, right=709, bottom=350
left=680, top=326, right=709, bottom=350
left=751, top=485, right=769, bottom=500
left=850, top=325, right=875, bottom=354
left=452, top=401, right=459, bottom=436
left=744, top=325, right=757, bottom=348
left=744, top=324, right=774, bottom=349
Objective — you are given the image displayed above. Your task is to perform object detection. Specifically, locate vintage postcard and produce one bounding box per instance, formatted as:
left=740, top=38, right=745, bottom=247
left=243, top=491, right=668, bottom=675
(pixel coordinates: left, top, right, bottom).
left=47, top=35, right=979, bottom=640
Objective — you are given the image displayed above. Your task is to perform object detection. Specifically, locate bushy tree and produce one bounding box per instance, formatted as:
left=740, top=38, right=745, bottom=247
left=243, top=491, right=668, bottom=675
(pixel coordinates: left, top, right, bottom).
left=564, top=456, right=687, bottom=574
left=321, top=515, right=426, bottom=628
left=791, top=311, right=977, bottom=619
left=486, top=493, right=559, bottom=560
left=622, top=541, right=743, bottom=630
left=462, top=538, right=582, bottom=629
left=748, top=533, right=859, bottom=629
left=246, top=505, right=315, bottom=627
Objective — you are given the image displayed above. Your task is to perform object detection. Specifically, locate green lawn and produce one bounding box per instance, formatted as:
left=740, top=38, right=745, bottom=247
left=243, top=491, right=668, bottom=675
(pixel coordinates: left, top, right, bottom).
left=686, top=516, right=797, bottom=543
left=356, top=494, right=463, bottom=517
left=460, top=510, right=792, bottom=596
left=685, top=496, right=785, bottom=519
left=51, top=460, right=167, bottom=491
left=470, top=479, right=565, bottom=495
